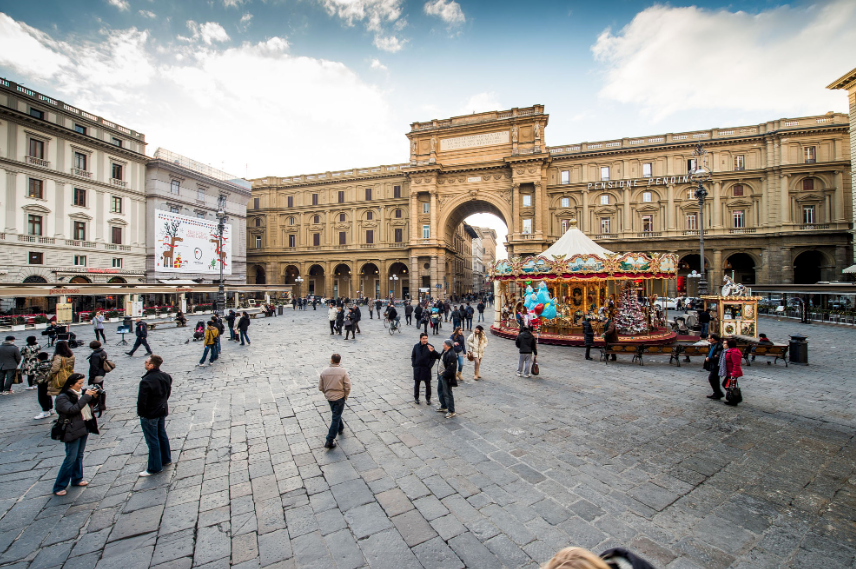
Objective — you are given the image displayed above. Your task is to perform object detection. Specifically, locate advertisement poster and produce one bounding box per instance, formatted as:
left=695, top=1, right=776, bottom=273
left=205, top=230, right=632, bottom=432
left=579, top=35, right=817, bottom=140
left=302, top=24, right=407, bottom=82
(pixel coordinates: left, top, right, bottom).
left=154, top=210, right=231, bottom=274
left=56, top=303, right=72, bottom=324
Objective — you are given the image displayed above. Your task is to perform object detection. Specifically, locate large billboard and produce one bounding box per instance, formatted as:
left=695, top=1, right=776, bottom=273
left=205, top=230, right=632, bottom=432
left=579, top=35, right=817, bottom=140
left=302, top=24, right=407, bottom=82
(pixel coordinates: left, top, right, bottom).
left=154, top=210, right=232, bottom=274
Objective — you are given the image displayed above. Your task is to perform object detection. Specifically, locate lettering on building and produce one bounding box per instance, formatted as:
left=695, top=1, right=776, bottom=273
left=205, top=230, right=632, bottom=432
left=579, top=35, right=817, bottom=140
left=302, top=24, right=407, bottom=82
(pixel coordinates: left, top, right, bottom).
left=441, top=131, right=509, bottom=152
left=586, top=176, right=691, bottom=190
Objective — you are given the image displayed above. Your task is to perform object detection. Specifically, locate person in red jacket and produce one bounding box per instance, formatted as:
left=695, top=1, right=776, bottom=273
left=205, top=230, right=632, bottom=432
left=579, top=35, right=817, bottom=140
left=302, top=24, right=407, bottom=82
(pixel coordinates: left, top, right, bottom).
left=723, top=338, right=743, bottom=406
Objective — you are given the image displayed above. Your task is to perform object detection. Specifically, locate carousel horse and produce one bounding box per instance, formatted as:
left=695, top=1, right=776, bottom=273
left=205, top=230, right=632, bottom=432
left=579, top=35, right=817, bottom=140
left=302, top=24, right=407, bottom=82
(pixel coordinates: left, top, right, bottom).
left=721, top=275, right=747, bottom=297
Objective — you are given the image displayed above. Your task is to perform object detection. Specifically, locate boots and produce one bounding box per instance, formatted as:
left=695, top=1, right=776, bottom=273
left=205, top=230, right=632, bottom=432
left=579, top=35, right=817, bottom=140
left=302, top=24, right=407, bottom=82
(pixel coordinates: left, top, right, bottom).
left=456, top=371, right=463, bottom=383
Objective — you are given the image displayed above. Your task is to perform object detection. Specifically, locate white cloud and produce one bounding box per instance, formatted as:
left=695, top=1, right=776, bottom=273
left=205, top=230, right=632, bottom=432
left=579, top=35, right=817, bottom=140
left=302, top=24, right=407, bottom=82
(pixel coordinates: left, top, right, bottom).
left=373, top=34, right=404, bottom=52
left=184, top=21, right=231, bottom=45
left=459, top=92, right=501, bottom=115
left=592, top=1, right=856, bottom=121
left=370, top=58, right=387, bottom=70
left=238, top=13, right=253, bottom=31
left=223, top=0, right=245, bottom=8
left=138, top=10, right=156, bottom=18
left=0, top=14, right=71, bottom=80
left=424, top=0, right=465, bottom=25
left=108, top=0, right=130, bottom=11
left=317, top=0, right=407, bottom=51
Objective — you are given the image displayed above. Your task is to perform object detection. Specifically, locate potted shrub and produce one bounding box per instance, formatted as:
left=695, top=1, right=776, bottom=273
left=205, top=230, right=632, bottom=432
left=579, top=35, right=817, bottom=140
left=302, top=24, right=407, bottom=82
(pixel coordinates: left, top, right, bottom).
left=11, top=316, right=26, bottom=331
left=34, top=315, right=48, bottom=329
left=107, top=310, right=120, bottom=322
left=145, top=308, right=156, bottom=316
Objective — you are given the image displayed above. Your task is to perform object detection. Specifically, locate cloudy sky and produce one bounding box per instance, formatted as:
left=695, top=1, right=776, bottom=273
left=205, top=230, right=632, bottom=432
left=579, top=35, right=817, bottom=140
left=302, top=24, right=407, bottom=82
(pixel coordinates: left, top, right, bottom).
left=1, top=0, right=854, bottom=254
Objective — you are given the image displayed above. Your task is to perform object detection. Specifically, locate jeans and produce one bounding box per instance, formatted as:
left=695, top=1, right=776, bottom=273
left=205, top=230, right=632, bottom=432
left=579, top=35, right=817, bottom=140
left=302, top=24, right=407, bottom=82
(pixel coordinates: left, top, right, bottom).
left=452, top=319, right=461, bottom=330
left=239, top=330, right=250, bottom=345
left=94, top=328, right=106, bottom=343
left=517, top=353, right=533, bottom=375
left=465, top=317, right=473, bottom=330
left=230, top=327, right=238, bottom=341
left=212, top=336, right=221, bottom=360
left=1, top=369, right=15, bottom=392
left=53, top=434, right=87, bottom=493
left=199, top=345, right=216, bottom=364
left=37, top=382, right=53, bottom=411
left=701, top=322, right=709, bottom=337
left=129, top=337, right=152, bottom=355
left=140, top=417, right=171, bottom=473
left=326, top=398, right=345, bottom=443
left=437, top=375, right=455, bottom=413
left=456, top=353, right=464, bottom=372
left=477, top=312, right=484, bottom=322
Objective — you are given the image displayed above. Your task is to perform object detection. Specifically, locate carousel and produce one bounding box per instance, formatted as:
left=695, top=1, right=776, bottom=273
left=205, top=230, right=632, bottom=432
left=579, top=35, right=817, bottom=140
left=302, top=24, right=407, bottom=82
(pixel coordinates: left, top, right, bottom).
left=488, top=220, right=679, bottom=346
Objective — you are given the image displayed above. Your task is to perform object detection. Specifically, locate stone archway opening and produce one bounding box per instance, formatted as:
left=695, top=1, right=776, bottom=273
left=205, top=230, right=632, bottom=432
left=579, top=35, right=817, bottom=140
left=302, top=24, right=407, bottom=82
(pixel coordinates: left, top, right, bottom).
left=360, top=263, right=380, bottom=300
left=387, top=262, right=409, bottom=300
left=677, top=254, right=709, bottom=296
left=252, top=265, right=266, bottom=285
left=333, top=263, right=352, bottom=299
left=724, top=253, right=756, bottom=285
left=308, top=264, right=325, bottom=297
left=794, top=250, right=825, bottom=284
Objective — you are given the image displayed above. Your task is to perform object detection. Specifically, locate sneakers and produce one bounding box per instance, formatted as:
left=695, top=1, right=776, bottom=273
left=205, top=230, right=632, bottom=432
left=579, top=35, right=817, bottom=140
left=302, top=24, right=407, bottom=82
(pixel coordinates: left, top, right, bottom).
left=516, top=372, right=521, bottom=377
left=34, top=411, right=51, bottom=420
left=445, top=412, right=456, bottom=419
left=25, top=386, right=37, bottom=391
left=524, top=374, right=531, bottom=378
left=197, top=363, right=208, bottom=367
left=139, top=470, right=156, bottom=477
left=435, top=407, right=448, bottom=413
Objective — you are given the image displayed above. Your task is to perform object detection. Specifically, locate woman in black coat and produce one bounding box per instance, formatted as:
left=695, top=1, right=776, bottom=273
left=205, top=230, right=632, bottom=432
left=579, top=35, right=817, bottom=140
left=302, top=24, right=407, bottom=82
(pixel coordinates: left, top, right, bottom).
left=704, top=334, right=725, bottom=399
left=53, top=373, right=99, bottom=496
left=414, top=304, right=423, bottom=327
left=237, top=312, right=251, bottom=345
left=582, top=318, right=595, bottom=360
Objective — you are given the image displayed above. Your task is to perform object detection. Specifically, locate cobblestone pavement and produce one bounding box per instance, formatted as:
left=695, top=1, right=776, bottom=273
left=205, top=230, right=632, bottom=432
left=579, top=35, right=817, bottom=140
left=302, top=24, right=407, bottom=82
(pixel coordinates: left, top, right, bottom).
left=0, top=308, right=854, bottom=569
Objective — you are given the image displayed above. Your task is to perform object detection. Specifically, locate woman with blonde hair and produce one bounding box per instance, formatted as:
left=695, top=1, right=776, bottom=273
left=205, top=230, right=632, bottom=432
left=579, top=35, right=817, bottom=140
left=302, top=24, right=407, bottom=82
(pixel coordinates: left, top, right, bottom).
left=544, top=546, right=656, bottom=569
left=466, top=325, right=488, bottom=380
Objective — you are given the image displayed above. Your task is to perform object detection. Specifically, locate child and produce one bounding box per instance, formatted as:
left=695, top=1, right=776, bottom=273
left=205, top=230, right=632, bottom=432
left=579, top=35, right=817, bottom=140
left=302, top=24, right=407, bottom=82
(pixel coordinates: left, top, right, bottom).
left=33, top=352, right=54, bottom=420
left=21, top=336, right=41, bottom=390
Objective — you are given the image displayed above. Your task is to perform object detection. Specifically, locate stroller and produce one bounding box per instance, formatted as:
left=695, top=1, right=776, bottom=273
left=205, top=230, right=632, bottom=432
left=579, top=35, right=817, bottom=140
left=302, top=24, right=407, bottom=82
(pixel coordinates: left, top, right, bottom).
left=192, top=321, right=205, bottom=341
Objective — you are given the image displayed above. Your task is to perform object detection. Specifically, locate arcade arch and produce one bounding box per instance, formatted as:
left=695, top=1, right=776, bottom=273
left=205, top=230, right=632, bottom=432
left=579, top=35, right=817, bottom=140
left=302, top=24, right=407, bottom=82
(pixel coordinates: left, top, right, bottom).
left=724, top=253, right=756, bottom=285
left=333, top=263, right=352, bottom=299
left=308, top=264, right=325, bottom=297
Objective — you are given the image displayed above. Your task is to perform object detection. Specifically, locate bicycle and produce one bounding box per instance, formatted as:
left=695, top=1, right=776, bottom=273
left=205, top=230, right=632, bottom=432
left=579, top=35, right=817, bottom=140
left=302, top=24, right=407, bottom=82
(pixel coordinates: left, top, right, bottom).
left=383, top=316, right=389, bottom=329
left=388, top=318, right=401, bottom=335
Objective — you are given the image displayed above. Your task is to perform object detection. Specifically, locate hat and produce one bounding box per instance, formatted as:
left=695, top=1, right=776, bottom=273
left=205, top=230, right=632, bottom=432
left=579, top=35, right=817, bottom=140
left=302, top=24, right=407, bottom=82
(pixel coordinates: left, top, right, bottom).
left=4, top=336, right=15, bottom=341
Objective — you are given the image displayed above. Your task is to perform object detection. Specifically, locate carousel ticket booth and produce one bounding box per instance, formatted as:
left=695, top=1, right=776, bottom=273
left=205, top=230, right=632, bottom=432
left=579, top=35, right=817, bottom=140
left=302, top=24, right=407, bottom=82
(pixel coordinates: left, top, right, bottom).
left=702, top=296, right=761, bottom=339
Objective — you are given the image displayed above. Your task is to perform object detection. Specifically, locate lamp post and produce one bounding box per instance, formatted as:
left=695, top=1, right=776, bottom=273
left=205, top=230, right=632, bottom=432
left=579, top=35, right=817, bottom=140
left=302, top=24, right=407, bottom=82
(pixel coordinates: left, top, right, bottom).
left=215, top=210, right=226, bottom=316
left=389, top=274, right=399, bottom=301
left=295, top=276, right=304, bottom=299
left=690, top=143, right=712, bottom=297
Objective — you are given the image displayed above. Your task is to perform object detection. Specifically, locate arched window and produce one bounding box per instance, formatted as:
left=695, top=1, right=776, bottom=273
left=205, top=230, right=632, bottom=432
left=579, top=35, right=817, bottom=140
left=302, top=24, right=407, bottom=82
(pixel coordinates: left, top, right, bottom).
left=254, top=218, right=261, bottom=227
left=395, top=209, right=402, bottom=218
left=313, top=215, right=320, bottom=223
left=366, top=211, right=373, bottom=221
left=600, top=195, right=609, bottom=205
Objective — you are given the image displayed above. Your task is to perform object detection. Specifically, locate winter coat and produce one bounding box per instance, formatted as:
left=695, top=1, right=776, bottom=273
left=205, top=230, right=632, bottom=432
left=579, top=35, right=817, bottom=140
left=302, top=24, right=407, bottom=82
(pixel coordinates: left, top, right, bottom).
left=0, top=342, right=22, bottom=371
left=414, top=306, right=423, bottom=320
left=465, top=306, right=474, bottom=318
left=353, top=307, right=362, bottom=322
left=603, top=320, right=619, bottom=343
left=706, top=341, right=723, bottom=370
left=466, top=332, right=488, bottom=358
left=204, top=326, right=219, bottom=346
left=724, top=347, right=743, bottom=378
left=87, top=348, right=107, bottom=380
left=439, top=349, right=457, bottom=385
left=335, top=310, right=344, bottom=325
left=515, top=329, right=538, bottom=355
left=135, top=321, right=148, bottom=338
left=477, top=302, right=485, bottom=313
left=48, top=355, right=75, bottom=397
left=92, top=314, right=105, bottom=330
left=226, top=312, right=236, bottom=327
left=404, top=304, right=413, bottom=316
left=237, top=315, right=250, bottom=332
left=55, top=389, right=97, bottom=442
left=137, top=368, right=172, bottom=419
left=450, top=332, right=466, bottom=354
left=582, top=321, right=595, bottom=346
left=21, top=344, right=41, bottom=375
left=411, top=342, right=440, bottom=383
left=328, top=307, right=338, bottom=321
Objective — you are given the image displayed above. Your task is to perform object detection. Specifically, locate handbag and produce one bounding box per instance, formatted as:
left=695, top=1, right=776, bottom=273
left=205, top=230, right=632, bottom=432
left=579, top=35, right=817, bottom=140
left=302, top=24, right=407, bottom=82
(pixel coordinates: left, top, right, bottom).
left=102, top=359, right=116, bottom=373
left=50, top=417, right=70, bottom=441
left=13, top=369, right=23, bottom=384
left=467, top=352, right=474, bottom=362
left=531, top=357, right=540, bottom=376
left=724, top=377, right=742, bottom=404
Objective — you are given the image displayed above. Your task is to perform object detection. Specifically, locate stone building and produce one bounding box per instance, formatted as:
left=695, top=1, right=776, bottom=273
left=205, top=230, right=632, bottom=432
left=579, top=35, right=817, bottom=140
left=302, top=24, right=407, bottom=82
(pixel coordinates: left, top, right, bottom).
left=0, top=78, right=147, bottom=311
left=828, top=66, right=856, bottom=269
left=471, top=229, right=485, bottom=292
left=145, top=148, right=251, bottom=285
left=247, top=104, right=851, bottom=298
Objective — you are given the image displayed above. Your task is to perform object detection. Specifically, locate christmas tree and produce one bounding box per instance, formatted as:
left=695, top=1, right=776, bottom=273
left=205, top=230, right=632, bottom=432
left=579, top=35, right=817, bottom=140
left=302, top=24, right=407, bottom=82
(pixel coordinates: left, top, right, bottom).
left=615, top=286, right=647, bottom=335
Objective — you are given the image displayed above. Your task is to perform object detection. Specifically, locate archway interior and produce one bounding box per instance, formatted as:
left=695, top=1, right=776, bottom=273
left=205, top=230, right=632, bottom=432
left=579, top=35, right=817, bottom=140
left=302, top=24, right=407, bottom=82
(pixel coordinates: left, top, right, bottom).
left=307, top=264, right=325, bottom=297
left=725, top=253, right=755, bottom=285
left=443, top=199, right=507, bottom=247
left=360, top=263, right=380, bottom=299
left=794, top=251, right=823, bottom=284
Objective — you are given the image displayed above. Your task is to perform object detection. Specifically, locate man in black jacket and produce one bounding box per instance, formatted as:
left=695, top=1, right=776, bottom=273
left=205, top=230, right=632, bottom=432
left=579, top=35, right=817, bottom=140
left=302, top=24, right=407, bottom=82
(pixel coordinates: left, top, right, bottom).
left=353, top=304, right=362, bottom=334
left=404, top=303, right=413, bottom=325
left=476, top=301, right=485, bottom=322
left=138, top=355, right=172, bottom=476
left=464, top=303, right=474, bottom=331
left=414, top=304, right=423, bottom=327
left=411, top=333, right=440, bottom=405
left=582, top=318, right=595, bottom=360
left=515, top=326, right=537, bottom=377
left=436, top=340, right=458, bottom=418
left=226, top=310, right=237, bottom=341
left=127, top=318, right=152, bottom=357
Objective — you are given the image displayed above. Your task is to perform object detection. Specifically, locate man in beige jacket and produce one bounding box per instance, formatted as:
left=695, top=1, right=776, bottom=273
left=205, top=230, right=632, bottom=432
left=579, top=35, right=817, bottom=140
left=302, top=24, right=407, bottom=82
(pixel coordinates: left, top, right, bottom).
left=319, top=353, right=351, bottom=449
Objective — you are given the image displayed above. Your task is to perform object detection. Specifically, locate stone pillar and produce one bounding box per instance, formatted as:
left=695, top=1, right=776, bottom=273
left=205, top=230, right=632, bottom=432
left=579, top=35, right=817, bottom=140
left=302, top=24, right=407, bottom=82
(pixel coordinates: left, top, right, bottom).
left=430, top=256, right=438, bottom=297
left=534, top=182, right=544, bottom=238
left=410, top=256, right=419, bottom=297
left=833, top=170, right=845, bottom=222
left=781, top=247, right=793, bottom=284
left=712, top=250, right=723, bottom=289
left=623, top=187, right=632, bottom=233
left=712, top=181, right=722, bottom=228
left=326, top=261, right=335, bottom=298
left=378, top=205, right=385, bottom=242
left=5, top=171, right=17, bottom=233
left=409, top=191, right=419, bottom=242
left=54, top=182, right=66, bottom=237
left=666, top=184, right=675, bottom=231
left=429, top=191, right=437, bottom=243
left=95, top=190, right=104, bottom=241
left=581, top=189, right=589, bottom=232
left=835, top=245, right=848, bottom=277
left=758, top=249, right=771, bottom=284
left=780, top=174, right=790, bottom=225
left=511, top=184, right=520, bottom=235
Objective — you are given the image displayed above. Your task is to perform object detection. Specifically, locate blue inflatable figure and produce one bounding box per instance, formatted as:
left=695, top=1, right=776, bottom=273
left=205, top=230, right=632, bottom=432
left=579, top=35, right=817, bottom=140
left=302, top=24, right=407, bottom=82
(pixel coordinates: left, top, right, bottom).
left=523, top=285, right=538, bottom=311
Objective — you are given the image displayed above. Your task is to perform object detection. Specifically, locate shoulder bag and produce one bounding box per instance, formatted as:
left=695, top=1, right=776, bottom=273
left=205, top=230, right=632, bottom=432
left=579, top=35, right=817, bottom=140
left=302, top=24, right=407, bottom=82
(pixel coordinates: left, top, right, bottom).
left=467, top=352, right=474, bottom=362
left=531, top=357, right=540, bottom=376
left=102, top=358, right=116, bottom=373
left=50, top=417, right=70, bottom=441
left=51, top=357, right=73, bottom=391
left=723, top=377, right=742, bottom=404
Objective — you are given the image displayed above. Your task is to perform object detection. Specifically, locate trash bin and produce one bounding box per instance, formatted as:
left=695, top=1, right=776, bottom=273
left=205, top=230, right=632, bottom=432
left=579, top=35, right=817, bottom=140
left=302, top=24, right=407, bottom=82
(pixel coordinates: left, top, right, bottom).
left=789, top=334, right=808, bottom=365
left=277, top=305, right=283, bottom=315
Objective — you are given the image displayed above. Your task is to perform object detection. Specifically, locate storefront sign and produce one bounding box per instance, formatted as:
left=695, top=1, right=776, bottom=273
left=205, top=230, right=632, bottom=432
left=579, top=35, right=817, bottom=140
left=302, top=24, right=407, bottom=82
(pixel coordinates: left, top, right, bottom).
left=587, top=175, right=692, bottom=191
left=441, top=131, right=508, bottom=152
left=154, top=210, right=232, bottom=275
left=49, top=288, right=80, bottom=295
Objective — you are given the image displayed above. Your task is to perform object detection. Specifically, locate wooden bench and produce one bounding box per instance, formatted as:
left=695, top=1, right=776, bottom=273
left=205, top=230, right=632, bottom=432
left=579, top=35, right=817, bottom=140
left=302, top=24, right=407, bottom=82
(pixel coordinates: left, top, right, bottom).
left=743, top=344, right=789, bottom=366
left=601, top=344, right=643, bottom=365
left=671, top=344, right=710, bottom=366
left=636, top=344, right=680, bottom=366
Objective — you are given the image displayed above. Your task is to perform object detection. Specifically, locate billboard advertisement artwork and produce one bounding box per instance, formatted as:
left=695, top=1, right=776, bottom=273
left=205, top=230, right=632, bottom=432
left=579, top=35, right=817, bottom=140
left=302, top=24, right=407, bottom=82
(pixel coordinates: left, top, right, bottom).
left=154, top=210, right=232, bottom=274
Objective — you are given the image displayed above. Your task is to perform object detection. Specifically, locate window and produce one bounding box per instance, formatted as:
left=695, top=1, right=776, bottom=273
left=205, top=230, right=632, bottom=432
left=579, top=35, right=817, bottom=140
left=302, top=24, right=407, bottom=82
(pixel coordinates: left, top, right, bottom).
left=733, top=184, right=744, bottom=197
left=561, top=197, right=570, bottom=208
left=112, top=258, right=122, bottom=268
left=687, top=189, right=697, bottom=200
left=339, top=232, right=347, bottom=245
left=599, top=194, right=609, bottom=205
left=600, top=167, right=610, bottom=181
left=366, top=230, right=374, bottom=244
left=687, top=159, right=697, bottom=173
left=312, top=194, right=318, bottom=205
left=253, top=197, right=260, bottom=209
left=111, top=196, right=122, bottom=213
left=218, top=195, right=227, bottom=209
left=804, top=146, right=816, bottom=164
left=27, top=215, right=42, bottom=236
left=313, top=233, right=320, bottom=246
left=171, top=180, right=180, bottom=194
left=29, top=252, right=43, bottom=265
left=254, top=235, right=262, bottom=248
left=28, top=178, right=44, bottom=199
left=422, top=225, right=430, bottom=239
left=366, top=211, right=373, bottom=221
left=394, top=228, right=403, bottom=243
left=288, top=234, right=296, bottom=248
left=365, top=188, right=372, bottom=201
left=338, top=191, right=345, bottom=203
left=287, top=196, right=294, bottom=208
left=394, top=185, right=401, bottom=198
left=522, top=195, right=532, bottom=207
left=803, top=206, right=816, bottom=224
left=642, top=163, right=652, bottom=178
left=313, top=215, right=320, bottom=223
left=111, top=163, right=123, bottom=181
left=288, top=217, right=295, bottom=226
left=111, top=226, right=122, bottom=244
left=395, top=209, right=402, bottom=218
left=686, top=214, right=697, bottom=230
left=74, top=124, right=86, bottom=135
left=30, top=108, right=44, bottom=120
left=197, top=212, right=205, bottom=219
left=169, top=205, right=180, bottom=214
left=254, top=218, right=261, bottom=227
left=642, top=192, right=652, bottom=203
left=73, top=221, right=86, bottom=241
left=422, top=202, right=429, bottom=214
left=734, top=155, right=745, bottom=171
left=339, top=213, right=346, bottom=222
left=111, top=137, right=122, bottom=148
left=642, top=215, right=653, bottom=232
left=561, top=170, right=570, bottom=184
left=732, top=210, right=745, bottom=228
left=802, top=178, right=814, bottom=191
left=196, top=188, right=205, bottom=201
left=73, top=188, right=87, bottom=207
left=74, top=152, right=87, bottom=170
left=561, top=219, right=571, bottom=233
left=600, top=217, right=610, bottom=233
left=74, top=255, right=86, bottom=267
left=522, top=219, right=532, bottom=234
left=29, top=139, right=44, bottom=159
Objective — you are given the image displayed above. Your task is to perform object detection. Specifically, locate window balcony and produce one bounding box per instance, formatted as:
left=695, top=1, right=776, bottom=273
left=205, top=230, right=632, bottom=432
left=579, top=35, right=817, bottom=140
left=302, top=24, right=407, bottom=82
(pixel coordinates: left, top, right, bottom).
left=636, top=232, right=662, bottom=238
left=683, top=230, right=700, bottom=236
left=729, top=228, right=756, bottom=234
left=105, top=244, right=131, bottom=251
left=592, top=234, right=614, bottom=239
left=360, top=244, right=377, bottom=249
left=28, top=156, right=50, bottom=168
left=65, top=239, right=97, bottom=248
left=110, top=178, right=127, bottom=187
left=799, top=224, right=830, bottom=230
left=71, top=168, right=92, bottom=178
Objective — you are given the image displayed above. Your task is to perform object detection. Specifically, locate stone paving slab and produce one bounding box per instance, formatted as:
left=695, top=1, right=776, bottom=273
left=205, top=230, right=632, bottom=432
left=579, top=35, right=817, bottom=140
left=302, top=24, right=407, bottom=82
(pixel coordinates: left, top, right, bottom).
left=0, top=308, right=854, bottom=568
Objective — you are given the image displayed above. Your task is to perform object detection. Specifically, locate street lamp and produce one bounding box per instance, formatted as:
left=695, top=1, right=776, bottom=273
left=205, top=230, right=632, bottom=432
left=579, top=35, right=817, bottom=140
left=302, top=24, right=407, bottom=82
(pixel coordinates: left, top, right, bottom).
left=295, top=276, right=304, bottom=298
left=690, top=143, right=712, bottom=296
left=389, top=274, right=399, bottom=300
left=215, top=210, right=226, bottom=316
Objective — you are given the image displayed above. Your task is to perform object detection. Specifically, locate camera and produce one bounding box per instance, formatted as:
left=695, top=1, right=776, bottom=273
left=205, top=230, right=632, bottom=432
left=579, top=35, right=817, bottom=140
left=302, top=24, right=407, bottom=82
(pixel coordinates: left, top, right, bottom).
left=89, top=383, right=104, bottom=394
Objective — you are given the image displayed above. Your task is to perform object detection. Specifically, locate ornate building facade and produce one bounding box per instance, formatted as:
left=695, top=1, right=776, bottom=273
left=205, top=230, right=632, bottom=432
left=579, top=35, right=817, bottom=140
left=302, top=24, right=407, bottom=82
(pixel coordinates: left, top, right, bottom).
left=248, top=105, right=851, bottom=298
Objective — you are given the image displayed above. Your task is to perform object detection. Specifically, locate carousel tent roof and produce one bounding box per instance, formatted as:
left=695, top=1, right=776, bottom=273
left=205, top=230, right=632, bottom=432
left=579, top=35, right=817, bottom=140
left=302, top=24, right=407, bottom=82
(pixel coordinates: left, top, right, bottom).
left=540, top=227, right=615, bottom=259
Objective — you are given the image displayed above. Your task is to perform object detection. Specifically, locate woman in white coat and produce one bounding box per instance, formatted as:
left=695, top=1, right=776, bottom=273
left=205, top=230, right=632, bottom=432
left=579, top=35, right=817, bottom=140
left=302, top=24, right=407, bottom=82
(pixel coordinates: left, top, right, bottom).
left=466, top=325, right=488, bottom=380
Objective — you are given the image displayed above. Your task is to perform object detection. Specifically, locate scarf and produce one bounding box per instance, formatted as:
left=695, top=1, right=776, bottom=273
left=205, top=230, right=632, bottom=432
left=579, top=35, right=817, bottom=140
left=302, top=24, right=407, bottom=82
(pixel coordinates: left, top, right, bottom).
left=718, top=348, right=729, bottom=378
left=72, top=389, right=93, bottom=421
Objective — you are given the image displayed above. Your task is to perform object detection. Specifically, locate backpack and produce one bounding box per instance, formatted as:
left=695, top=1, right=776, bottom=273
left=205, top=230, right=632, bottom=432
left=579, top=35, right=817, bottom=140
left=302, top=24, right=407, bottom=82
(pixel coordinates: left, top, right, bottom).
left=51, top=357, right=74, bottom=392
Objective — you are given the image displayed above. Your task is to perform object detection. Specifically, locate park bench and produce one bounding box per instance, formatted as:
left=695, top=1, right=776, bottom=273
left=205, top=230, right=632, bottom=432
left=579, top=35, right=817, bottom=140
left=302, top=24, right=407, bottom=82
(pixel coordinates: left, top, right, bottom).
left=601, top=344, right=643, bottom=365
left=636, top=344, right=680, bottom=366
left=743, top=343, right=789, bottom=366
left=670, top=344, right=710, bottom=366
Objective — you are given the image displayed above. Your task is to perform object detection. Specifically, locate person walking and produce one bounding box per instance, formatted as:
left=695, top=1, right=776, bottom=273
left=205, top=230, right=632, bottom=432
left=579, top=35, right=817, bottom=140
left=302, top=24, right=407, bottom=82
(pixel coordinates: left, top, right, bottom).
left=226, top=310, right=238, bottom=342
left=443, top=300, right=451, bottom=322
left=375, top=298, right=382, bottom=318
left=411, top=333, right=440, bottom=404
left=431, top=307, right=441, bottom=336
left=0, top=336, right=22, bottom=395
left=699, top=308, right=712, bottom=338
left=33, top=352, right=54, bottom=419
left=319, top=353, right=351, bottom=449
left=420, top=310, right=430, bottom=335
left=52, top=373, right=99, bottom=496
left=603, top=316, right=618, bottom=361
left=450, top=327, right=467, bottom=384
left=414, top=304, right=423, bottom=327
left=353, top=304, right=362, bottom=334
left=723, top=337, right=743, bottom=406
left=467, top=325, right=488, bottom=380
left=451, top=306, right=462, bottom=331
left=138, top=355, right=172, bottom=476
left=582, top=318, right=595, bottom=360
left=92, top=311, right=107, bottom=343
left=21, top=336, right=41, bottom=390
left=211, top=315, right=225, bottom=361
left=465, top=303, right=474, bottom=331
left=328, top=304, right=338, bottom=335
left=515, top=326, right=537, bottom=378
left=704, top=334, right=725, bottom=400
left=198, top=321, right=219, bottom=366
left=436, top=340, right=458, bottom=418
left=404, top=303, right=413, bottom=326
left=335, top=306, right=344, bottom=335
left=86, top=341, right=108, bottom=387
left=126, top=318, right=152, bottom=357
left=367, top=299, right=374, bottom=319
left=476, top=300, right=485, bottom=322
left=237, top=312, right=251, bottom=345
left=344, top=308, right=356, bottom=341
